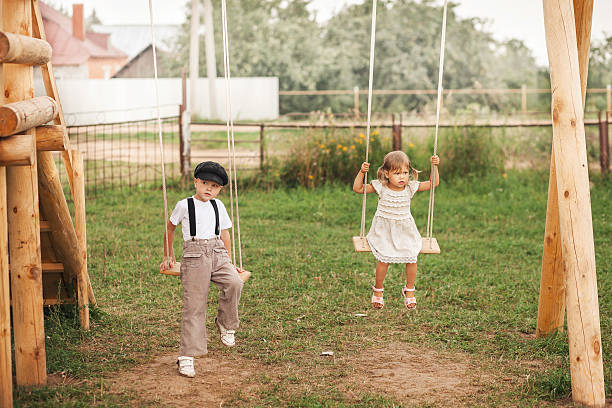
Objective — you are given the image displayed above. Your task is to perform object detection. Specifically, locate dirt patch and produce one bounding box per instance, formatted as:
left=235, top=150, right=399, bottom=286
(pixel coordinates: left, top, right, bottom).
left=344, top=342, right=495, bottom=407
left=107, top=352, right=262, bottom=407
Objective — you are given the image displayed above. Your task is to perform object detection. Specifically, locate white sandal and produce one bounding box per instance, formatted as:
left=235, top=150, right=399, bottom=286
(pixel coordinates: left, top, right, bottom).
left=371, top=286, right=384, bottom=309
left=402, top=286, right=417, bottom=310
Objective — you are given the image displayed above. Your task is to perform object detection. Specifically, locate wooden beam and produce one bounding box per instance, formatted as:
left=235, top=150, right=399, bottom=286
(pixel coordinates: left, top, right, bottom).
left=4, top=0, right=46, bottom=387
left=0, top=166, right=12, bottom=408
left=542, top=1, right=604, bottom=406
left=0, top=131, right=34, bottom=166
left=37, top=151, right=82, bottom=295
left=0, top=30, right=51, bottom=65
left=30, top=0, right=73, bottom=193
left=0, top=96, right=58, bottom=137
left=35, top=124, right=65, bottom=151
left=537, top=0, right=593, bottom=338
left=72, top=150, right=89, bottom=330
left=0, top=2, right=12, bottom=401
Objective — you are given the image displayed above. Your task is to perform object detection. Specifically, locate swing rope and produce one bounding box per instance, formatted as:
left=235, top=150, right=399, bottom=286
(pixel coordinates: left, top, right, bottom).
left=148, top=0, right=171, bottom=261
left=358, top=0, right=448, bottom=243
left=426, top=0, right=448, bottom=240
left=150, top=0, right=244, bottom=269
left=359, top=0, right=378, bottom=238
left=220, top=0, right=243, bottom=269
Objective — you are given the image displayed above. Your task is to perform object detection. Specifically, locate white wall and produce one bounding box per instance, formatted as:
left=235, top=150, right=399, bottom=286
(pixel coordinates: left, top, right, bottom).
left=34, top=77, right=279, bottom=126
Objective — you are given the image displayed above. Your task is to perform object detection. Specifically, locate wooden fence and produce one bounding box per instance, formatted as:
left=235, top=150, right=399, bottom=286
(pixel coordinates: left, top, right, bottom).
left=279, top=85, right=612, bottom=116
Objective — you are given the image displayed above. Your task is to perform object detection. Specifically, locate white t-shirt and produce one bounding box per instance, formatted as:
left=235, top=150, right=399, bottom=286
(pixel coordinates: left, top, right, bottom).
left=169, top=197, right=232, bottom=241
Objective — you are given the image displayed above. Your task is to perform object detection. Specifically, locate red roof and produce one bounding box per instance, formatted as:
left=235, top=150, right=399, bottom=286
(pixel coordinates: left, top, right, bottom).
left=40, top=1, right=127, bottom=66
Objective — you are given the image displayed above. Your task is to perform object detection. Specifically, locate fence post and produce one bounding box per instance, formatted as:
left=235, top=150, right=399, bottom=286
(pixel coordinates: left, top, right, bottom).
left=181, top=70, right=191, bottom=177
left=353, top=86, right=359, bottom=119
left=392, top=113, right=402, bottom=151
left=259, top=124, right=265, bottom=172
left=600, top=111, right=609, bottom=177
left=607, top=84, right=611, bottom=114
left=521, top=84, right=527, bottom=114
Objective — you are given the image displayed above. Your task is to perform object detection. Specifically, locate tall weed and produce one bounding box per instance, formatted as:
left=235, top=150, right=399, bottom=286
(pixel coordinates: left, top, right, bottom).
left=436, top=127, right=505, bottom=179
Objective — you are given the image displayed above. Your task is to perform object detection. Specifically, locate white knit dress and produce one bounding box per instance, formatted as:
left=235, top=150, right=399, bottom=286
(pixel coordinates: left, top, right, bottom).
left=366, top=179, right=422, bottom=264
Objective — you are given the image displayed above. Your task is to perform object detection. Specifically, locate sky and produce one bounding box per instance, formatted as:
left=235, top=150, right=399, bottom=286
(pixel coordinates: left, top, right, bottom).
left=49, top=0, right=611, bottom=66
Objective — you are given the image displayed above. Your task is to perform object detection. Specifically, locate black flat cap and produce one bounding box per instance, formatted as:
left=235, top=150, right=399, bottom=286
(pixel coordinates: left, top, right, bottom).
left=194, top=161, right=229, bottom=186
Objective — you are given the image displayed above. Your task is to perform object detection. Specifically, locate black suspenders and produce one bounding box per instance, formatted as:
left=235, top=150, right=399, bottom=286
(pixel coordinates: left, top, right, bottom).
left=187, top=197, right=220, bottom=239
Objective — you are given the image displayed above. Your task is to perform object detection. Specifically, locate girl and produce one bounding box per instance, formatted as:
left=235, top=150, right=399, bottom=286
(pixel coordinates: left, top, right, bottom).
left=353, top=151, right=440, bottom=310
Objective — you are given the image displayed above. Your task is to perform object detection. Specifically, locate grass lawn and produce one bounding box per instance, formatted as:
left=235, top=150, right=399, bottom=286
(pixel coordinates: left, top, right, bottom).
left=13, top=170, right=611, bottom=407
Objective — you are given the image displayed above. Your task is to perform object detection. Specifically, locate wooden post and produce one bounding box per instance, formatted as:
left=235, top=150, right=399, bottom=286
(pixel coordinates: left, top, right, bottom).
left=72, top=150, right=89, bottom=330
left=4, top=0, right=46, bottom=386
left=180, top=68, right=191, bottom=177
left=179, top=74, right=185, bottom=178
left=259, top=124, right=265, bottom=172
left=392, top=113, right=402, bottom=151
left=543, top=1, right=604, bottom=406
left=0, top=3, right=12, bottom=401
left=537, top=0, right=592, bottom=338
left=521, top=84, right=527, bottom=114
left=599, top=111, right=609, bottom=177
left=353, top=86, right=359, bottom=119
left=607, top=84, right=611, bottom=114
left=0, top=166, right=12, bottom=408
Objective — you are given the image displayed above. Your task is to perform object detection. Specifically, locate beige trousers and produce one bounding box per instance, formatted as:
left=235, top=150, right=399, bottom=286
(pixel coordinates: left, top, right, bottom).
left=179, top=237, right=243, bottom=357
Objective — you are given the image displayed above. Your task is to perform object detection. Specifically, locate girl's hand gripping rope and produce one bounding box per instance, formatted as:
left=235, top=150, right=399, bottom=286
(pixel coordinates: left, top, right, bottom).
left=360, top=162, right=370, bottom=173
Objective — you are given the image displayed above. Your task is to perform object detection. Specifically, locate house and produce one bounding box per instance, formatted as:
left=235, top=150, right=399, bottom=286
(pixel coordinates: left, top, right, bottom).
left=88, top=24, right=180, bottom=78
left=41, top=2, right=128, bottom=79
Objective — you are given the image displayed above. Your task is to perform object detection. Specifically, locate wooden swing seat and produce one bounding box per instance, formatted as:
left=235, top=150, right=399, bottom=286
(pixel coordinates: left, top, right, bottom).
left=160, top=263, right=252, bottom=282
left=353, top=236, right=440, bottom=254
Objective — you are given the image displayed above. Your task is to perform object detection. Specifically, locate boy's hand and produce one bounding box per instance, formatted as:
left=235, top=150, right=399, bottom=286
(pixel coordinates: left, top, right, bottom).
left=360, top=162, right=370, bottom=173
left=430, top=155, right=440, bottom=166
left=159, top=257, right=175, bottom=272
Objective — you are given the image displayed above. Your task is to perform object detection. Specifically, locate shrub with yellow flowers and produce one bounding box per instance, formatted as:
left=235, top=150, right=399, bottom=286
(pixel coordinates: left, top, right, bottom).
left=279, top=127, right=390, bottom=187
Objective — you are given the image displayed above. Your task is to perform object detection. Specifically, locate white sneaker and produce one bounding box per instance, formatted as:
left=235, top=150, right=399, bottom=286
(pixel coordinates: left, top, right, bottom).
left=177, top=356, right=195, bottom=378
left=215, top=318, right=235, bottom=347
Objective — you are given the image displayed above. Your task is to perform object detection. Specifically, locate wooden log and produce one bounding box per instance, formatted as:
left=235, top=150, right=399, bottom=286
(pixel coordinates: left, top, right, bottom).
left=0, top=131, right=34, bottom=166
left=537, top=0, right=593, bottom=338
left=35, top=124, right=66, bottom=151
left=543, top=1, right=604, bottom=406
left=0, top=167, right=13, bottom=408
left=31, top=0, right=73, bottom=192
left=536, top=154, right=565, bottom=336
left=0, top=5, right=12, bottom=402
left=0, top=96, right=58, bottom=137
left=4, top=0, right=47, bottom=387
left=72, top=150, right=89, bottom=330
left=37, top=151, right=82, bottom=296
left=0, top=30, right=51, bottom=65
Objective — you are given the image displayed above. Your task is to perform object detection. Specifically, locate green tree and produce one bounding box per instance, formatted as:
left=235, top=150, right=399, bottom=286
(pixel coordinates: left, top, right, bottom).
left=167, top=0, right=545, bottom=115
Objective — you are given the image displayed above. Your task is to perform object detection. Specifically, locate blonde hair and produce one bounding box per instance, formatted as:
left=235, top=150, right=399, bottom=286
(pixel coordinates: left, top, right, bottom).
left=376, top=151, right=419, bottom=184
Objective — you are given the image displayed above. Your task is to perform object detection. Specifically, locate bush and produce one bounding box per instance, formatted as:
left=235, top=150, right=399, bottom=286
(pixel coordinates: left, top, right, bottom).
left=279, top=127, right=391, bottom=187
left=263, top=125, right=505, bottom=188
left=436, top=127, right=505, bottom=179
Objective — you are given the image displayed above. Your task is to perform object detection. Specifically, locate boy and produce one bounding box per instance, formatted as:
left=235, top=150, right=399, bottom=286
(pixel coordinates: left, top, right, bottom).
left=160, top=161, right=243, bottom=378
